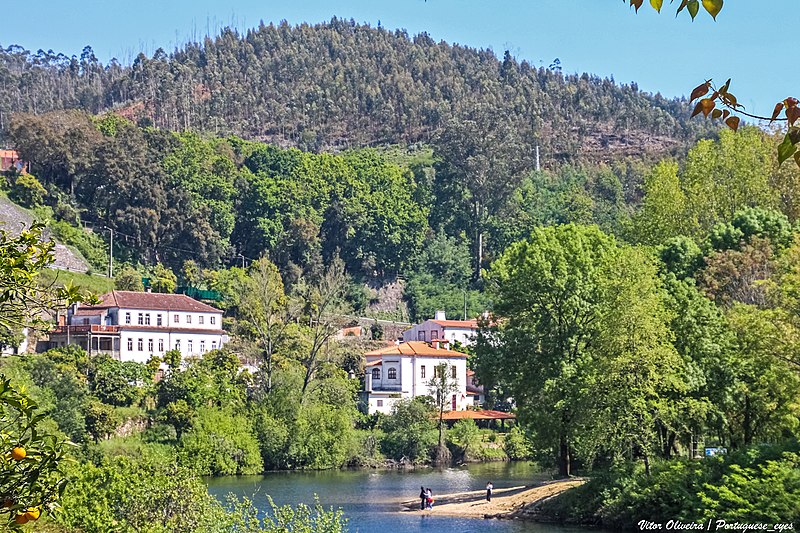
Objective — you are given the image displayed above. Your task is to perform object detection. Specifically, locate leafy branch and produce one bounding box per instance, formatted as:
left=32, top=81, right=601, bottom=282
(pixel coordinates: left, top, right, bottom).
left=689, top=80, right=800, bottom=168
left=626, top=0, right=724, bottom=20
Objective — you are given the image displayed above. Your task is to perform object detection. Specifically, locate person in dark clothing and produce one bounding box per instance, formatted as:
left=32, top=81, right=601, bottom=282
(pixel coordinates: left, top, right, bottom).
left=419, top=486, right=426, bottom=510
left=486, top=481, right=493, bottom=502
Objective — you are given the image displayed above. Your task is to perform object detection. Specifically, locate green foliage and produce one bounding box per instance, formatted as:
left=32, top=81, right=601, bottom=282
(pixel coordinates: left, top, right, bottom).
left=8, top=173, right=47, bottom=208
left=48, top=219, right=109, bottom=270
left=0, top=224, right=90, bottom=341
left=55, top=456, right=347, bottom=532
left=539, top=442, right=800, bottom=527
left=380, top=398, right=437, bottom=463
left=0, top=378, right=71, bottom=527
left=88, top=355, right=150, bottom=407
left=39, top=268, right=115, bottom=294
left=447, top=419, right=482, bottom=459
left=504, top=426, right=533, bottom=460
left=659, top=236, right=705, bottom=280
left=149, top=263, right=177, bottom=293
left=115, top=266, right=144, bottom=291
left=179, top=407, right=263, bottom=475
left=709, top=207, right=793, bottom=251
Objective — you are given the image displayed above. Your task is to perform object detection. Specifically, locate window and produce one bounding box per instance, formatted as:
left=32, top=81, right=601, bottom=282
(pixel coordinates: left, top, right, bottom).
left=210, top=316, right=216, bottom=325
left=157, top=314, right=162, bottom=326
left=376, top=400, right=383, bottom=407
left=431, top=330, right=439, bottom=339
left=137, top=313, right=144, bottom=325
left=125, top=312, right=131, bottom=324
left=388, top=368, right=397, bottom=380
left=187, top=340, right=193, bottom=353
left=175, top=340, right=181, bottom=351
left=137, top=338, right=143, bottom=351
left=82, top=318, right=90, bottom=325
left=174, top=315, right=179, bottom=324
left=158, top=339, right=164, bottom=352
left=421, top=365, right=426, bottom=379
left=417, top=331, right=426, bottom=341
left=186, top=315, right=192, bottom=324
left=211, top=341, right=217, bottom=351
left=127, top=338, right=133, bottom=351
left=148, top=339, right=153, bottom=352
left=144, top=314, right=151, bottom=325
left=451, top=366, right=457, bottom=379
left=371, top=368, right=380, bottom=380
left=200, top=340, right=206, bottom=353
left=199, top=316, right=204, bottom=325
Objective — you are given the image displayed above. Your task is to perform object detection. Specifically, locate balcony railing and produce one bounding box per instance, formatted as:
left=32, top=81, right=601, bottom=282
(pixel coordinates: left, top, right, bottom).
left=51, top=325, right=121, bottom=335
left=370, top=384, right=403, bottom=392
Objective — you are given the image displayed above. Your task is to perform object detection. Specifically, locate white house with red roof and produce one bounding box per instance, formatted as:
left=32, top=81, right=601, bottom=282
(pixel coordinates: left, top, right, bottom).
left=363, top=339, right=471, bottom=415
left=402, top=310, right=478, bottom=346
left=48, top=290, right=227, bottom=363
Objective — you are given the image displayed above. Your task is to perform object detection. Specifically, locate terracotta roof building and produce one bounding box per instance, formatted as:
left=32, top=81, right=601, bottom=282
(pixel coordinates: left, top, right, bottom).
left=402, top=310, right=479, bottom=346
left=48, top=291, right=227, bottom=364
left=362, top=340, right=472, bottom=415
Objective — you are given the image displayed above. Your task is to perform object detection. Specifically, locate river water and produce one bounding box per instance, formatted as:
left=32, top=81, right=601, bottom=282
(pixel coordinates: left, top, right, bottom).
left=207, top=461, right=583, bottom=533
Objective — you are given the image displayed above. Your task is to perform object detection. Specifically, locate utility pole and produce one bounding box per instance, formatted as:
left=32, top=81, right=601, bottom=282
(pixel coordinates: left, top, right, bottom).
left=535, top=145, right=541, bottom=172
left=104, top=227, right=114, bottom=278
left=463, top=289, right=467, bottom=321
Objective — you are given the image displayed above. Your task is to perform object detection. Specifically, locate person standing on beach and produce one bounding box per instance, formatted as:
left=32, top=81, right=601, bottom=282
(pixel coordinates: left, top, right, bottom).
left=419, top=486, right=426, bottom=510
left=425, top=488, right=434, bottom=510
left=486, top=481, right=493, bottom=502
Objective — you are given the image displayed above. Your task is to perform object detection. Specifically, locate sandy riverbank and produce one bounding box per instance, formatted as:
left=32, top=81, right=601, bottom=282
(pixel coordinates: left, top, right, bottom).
left=400, top=479, right=586, bottom=520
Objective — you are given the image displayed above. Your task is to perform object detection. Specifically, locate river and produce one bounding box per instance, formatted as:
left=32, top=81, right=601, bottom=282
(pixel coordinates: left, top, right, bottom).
left=207, top=461, right=583, bottom=533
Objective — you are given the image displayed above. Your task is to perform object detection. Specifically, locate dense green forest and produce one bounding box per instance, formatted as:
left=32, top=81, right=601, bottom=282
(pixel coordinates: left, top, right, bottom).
left=0, top=20, right=711, bottom=157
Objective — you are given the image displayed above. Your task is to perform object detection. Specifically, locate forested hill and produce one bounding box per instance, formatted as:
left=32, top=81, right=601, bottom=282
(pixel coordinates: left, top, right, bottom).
left=0, top=18, right=710, bottom=158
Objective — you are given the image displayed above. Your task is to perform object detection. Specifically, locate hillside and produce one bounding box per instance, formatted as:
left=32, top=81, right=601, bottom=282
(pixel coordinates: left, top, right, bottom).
left=0, top=193, right=90, bottom=272
left=0, top=19, right=711, bottom=159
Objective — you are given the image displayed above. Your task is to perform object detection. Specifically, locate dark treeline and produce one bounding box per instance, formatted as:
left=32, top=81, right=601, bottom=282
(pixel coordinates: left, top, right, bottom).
left=1, top=19, right=711, bottom=157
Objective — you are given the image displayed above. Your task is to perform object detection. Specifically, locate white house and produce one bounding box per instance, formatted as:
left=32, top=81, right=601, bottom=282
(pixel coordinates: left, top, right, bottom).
left=362, top=339, right=471, bottom=415
left=402, top=310, right=478, bottom=346
left=47, top=291, right=227, bottom=364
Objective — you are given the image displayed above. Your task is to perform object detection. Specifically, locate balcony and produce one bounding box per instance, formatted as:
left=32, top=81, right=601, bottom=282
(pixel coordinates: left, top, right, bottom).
left=51, top=325, right=121, bottom=335
left=370, top=383, right=403, bottom=392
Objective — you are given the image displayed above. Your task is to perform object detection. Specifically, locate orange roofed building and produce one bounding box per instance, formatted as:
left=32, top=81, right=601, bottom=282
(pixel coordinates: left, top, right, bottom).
left=362, top=339, right=471, bottom=415
left=402, top=310, right=478, bottom=346
left=0, top=150, right=28, bottom=173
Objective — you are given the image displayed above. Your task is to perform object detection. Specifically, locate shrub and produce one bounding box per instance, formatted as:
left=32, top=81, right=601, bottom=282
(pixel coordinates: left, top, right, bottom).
left=8, top=173, right=46, bottom=207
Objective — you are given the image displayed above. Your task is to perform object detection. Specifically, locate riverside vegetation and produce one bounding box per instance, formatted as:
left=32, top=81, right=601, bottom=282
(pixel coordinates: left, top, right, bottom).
left=1, top=19, right=800, bottom=532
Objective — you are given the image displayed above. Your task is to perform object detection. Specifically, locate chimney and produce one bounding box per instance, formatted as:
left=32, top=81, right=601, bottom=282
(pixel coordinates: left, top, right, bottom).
left=432, top=339, right=440, bottom=349
left=434, top=310, right=446, bottom=321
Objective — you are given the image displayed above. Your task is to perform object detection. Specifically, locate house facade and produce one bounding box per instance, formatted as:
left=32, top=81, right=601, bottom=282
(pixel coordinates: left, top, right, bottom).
left=402, top=310, right=478, bottom=346
left=0, top=150, right=28, bottom=173
left=47, top=291, right=227, bottom=364
left=362, top=340, right=470, bottom=415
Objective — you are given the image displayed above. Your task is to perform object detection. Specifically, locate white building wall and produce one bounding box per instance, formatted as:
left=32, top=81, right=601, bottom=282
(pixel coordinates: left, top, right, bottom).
left=402, top=322, right=476, bottom=346
left=119, top=330, right=226, bottom=363
left=365, top=354, right=470, bottom=414
left=117, top=308, right=222, bottom=330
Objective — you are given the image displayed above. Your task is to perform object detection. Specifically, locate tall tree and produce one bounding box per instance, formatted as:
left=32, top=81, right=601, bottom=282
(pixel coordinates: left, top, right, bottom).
left=480, top=224, right=615, bottom=476
left=433, top=102, right=532, bottom=280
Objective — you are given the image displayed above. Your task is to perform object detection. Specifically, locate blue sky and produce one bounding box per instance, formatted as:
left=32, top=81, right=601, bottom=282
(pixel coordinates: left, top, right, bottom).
left=2, top=1, right=795, bottom=115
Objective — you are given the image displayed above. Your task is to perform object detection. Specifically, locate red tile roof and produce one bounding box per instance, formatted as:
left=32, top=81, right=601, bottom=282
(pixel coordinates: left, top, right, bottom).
left=81, top=291, right=222, bottom=313
left=440, top=410, right=516, bottom=421
left=364, top=341, right=468, bottom=358
left=430, top=319, right=479, bottom=329
left=365, top=360, right=382, bottom=367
